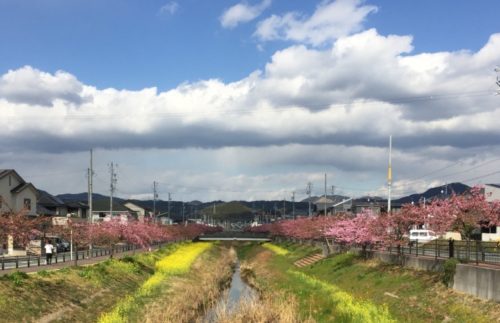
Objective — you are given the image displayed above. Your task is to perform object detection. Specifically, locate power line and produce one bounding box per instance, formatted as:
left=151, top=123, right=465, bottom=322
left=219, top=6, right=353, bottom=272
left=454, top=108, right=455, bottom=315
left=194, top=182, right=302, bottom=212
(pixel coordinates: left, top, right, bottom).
left=2, top=90, right=494, bottom=121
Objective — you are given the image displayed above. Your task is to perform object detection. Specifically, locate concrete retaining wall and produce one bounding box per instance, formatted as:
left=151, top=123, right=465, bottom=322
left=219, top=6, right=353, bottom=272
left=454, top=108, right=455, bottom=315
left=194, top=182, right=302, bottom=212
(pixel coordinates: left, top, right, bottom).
left=453, top=264, right=500, bottom=302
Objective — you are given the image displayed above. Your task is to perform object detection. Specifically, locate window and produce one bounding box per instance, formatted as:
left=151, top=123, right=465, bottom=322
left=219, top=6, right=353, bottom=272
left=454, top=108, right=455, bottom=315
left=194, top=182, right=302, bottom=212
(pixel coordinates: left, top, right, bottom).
left=0, top=195, right=2, bottom=209
left=24, top=198, right=31, bottom=210
left=481, top=226, right=498, bottom=234
left=8, top=175, right=11, bottom=186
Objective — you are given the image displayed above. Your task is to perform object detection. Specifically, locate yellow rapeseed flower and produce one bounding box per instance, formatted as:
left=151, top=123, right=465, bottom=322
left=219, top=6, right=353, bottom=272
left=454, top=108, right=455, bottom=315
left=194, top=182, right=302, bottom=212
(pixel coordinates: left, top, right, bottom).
left=262, top=242, right=289, bottom=255
left=99, top=242, right=213, bottom=323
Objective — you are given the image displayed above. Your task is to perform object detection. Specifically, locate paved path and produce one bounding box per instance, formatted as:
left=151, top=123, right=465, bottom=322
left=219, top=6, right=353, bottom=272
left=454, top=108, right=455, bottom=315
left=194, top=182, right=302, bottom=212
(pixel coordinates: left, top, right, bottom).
left=0, top=247, right=157, bottom=276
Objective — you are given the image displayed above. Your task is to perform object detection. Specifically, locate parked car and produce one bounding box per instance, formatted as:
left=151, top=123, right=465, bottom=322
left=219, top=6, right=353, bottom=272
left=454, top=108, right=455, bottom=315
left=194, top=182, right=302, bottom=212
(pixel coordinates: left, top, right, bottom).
left=409, top=229, right=437, bottom=244
left=56, top=240, right=70, bottom=252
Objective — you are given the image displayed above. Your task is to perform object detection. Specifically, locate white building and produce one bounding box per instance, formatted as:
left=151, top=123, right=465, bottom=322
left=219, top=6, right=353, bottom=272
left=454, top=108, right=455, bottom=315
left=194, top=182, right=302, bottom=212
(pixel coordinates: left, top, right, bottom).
left=483, top=184, right=500, bottom=241
left=124, top=201, right=152, bottom=222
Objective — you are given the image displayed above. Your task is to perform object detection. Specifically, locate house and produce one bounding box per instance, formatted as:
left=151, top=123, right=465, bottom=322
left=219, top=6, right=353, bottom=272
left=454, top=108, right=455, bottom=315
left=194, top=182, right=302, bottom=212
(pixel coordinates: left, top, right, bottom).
left=37, top=189, right=68, bottom=216
left=482, top=184, right=500, bottom=241
left=65, top=201, right=89, bottom=219
left=313, top=195, right=350, bottom=215
left=90, top=199, right=135, bottom=222
left=350, top=197, right=402, bottom=215
left=0, top=169, right=37, bottom=217
left=124, top=201, right=152, bottom=222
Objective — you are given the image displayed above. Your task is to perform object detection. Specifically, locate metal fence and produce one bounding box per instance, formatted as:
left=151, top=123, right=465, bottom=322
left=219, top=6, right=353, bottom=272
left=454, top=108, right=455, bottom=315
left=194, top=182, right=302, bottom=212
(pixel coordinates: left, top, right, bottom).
left=385, top=239, right=500, bottom=265
left=0, top=244, right=148, bottom=271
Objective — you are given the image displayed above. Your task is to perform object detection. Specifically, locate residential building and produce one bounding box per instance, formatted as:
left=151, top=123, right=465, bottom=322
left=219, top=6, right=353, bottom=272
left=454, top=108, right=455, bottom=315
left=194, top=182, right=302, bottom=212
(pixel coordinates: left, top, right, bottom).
left=0, top=169, right=37, bottom=217
left=37, top=190, right=68, bottom=216
left=124, top=201, right=152, bottom=222
left=350, top=197, right=402, bottom=215
left=482, top=184, right=500, bottom=241
left=313, top=195, right=350, bottom=215
left=90, top=199, right=135, bottom=222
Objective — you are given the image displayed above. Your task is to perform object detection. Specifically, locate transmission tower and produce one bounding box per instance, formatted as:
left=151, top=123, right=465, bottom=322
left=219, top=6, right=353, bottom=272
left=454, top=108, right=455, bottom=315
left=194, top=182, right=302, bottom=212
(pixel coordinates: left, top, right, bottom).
left=153, top=181, right=158, bottom=221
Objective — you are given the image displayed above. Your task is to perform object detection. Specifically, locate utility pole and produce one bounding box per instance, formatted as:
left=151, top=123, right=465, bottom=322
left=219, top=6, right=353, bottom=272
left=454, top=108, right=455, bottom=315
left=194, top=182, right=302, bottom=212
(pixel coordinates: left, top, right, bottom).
left=88, top=149, right=94, bottom=223
left=109, top=162, right=117, bottom=218
left=109, top=162, right=116, bottom=217
left=387, top=135, right=393, bottom=214
left=168, top=192, right=172, bottom=220
left=292, top=191, right=295, bottom=219
left=182, top=202, right=185, bottom=225
left=324, top=173, right=327, bottom=216
left=212, top=202, right=216, bottom=226
left=283, top=196, right=286, bottom=219
left=331, top=185, right=335, bottom=196
left=306, top=182, right=312, bottom=217
left=153, top=181, right=158, bottom=222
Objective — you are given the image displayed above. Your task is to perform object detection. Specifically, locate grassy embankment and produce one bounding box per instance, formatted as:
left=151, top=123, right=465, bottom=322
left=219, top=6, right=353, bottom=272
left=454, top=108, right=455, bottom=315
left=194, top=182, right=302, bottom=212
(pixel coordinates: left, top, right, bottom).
left=136, top=243, right=237, bottom=322
left=0, top=243, right=182, bottom=322
left=238, top=241, right=500, bottom=323
left=0, top=242, right=223, bottom=323
left=99, top=242, right=213, bottom=322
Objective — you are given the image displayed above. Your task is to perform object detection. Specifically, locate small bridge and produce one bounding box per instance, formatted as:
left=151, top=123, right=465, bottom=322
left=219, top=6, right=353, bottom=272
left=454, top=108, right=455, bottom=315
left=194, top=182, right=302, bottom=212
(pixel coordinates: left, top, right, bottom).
left=198, top=231, right=271, bottom=242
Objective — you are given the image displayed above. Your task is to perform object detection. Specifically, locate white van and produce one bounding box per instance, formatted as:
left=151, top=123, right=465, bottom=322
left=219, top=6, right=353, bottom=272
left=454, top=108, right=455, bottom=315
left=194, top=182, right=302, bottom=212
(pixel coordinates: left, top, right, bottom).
left=409, top=229, right=437, bottom=244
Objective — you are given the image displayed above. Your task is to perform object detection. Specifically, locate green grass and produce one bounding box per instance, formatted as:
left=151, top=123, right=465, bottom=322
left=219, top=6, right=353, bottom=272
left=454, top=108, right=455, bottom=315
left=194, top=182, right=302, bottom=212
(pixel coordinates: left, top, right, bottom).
left=239, top=241, right=500, bottom=323
left=201, top=201, right=253, bottom=220
left=99, top=242, right=213, bottom=323
left=0, top=243, right=183, bottom=323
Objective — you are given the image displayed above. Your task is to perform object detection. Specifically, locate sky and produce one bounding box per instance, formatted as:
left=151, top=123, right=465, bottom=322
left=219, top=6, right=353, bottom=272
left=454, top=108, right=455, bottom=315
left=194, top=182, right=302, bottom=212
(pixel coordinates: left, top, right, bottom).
left=1, top=0, right=500, bottom=202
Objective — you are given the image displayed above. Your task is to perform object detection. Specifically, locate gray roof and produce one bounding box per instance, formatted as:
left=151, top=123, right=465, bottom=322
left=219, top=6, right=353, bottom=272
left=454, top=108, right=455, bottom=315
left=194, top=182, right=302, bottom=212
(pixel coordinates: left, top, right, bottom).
left=92, top=199, right=131, bottom=212
left=11, top=182, right=37, bottom=194
left=0, top=169, right=13, bottom=178
left=37, top=190, right=66, bottom=207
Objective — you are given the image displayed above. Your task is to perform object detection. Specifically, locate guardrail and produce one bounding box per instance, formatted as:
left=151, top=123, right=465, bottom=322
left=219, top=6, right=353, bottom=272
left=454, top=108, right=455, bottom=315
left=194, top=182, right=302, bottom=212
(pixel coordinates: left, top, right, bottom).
left=385, top=239, right=500, bottom=265
left=0, top=243, right=159, bottom=271
left=278, top=237, right=500, bottom=266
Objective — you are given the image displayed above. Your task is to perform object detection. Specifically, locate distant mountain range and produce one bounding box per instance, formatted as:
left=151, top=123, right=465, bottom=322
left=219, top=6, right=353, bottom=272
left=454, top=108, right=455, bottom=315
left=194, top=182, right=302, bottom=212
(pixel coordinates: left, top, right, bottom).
left=393, top=182, right=470, bottom=204
left=301, top=195, right=350, bottom=203
left=56, top=182, right=472, bottom=219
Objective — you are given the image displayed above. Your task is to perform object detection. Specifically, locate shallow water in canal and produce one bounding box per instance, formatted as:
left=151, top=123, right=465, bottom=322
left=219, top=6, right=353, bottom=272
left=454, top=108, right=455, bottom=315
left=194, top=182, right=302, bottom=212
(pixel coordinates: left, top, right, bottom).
left=203, top=259, right=256, bottom=322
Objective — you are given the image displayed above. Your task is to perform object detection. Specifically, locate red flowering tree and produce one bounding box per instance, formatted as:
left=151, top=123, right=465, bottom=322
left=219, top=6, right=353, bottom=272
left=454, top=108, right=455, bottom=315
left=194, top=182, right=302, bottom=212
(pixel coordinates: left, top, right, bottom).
left=426, top=186, right=500, bottom=240
left=53, top=220, right=93, bottom=265
left=0, top=211, right=50, bottom=251
left=324, top=210, right=381, bottom=256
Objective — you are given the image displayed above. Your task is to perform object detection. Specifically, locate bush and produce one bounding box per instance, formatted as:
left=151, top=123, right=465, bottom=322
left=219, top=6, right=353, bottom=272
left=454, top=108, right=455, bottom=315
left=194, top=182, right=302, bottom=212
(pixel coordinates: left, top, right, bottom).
left=6, top=271, right=29, bottom=286
left=442, top=258, right=459, bottom=287
left=37, top=270, right=51, bottom=277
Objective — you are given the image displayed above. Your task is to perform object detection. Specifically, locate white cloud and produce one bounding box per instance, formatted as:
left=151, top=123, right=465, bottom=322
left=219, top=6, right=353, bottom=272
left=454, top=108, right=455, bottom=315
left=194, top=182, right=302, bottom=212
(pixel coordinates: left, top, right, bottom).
left=1, top=31, right=499, bottom=153
left=159, top=1, right=179, bottom=15
left=0, top=66, right=86, bottom=106
left=254, top=0, right=377, bottom=46
left=2, top=29, right=500, bottom=200
left=220, top=0, right=272, bottom=29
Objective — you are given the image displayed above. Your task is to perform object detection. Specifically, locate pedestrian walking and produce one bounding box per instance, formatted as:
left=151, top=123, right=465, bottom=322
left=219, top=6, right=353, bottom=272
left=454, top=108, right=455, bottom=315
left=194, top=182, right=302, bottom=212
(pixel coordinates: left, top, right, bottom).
left=45, top=240, right=54, bottom=265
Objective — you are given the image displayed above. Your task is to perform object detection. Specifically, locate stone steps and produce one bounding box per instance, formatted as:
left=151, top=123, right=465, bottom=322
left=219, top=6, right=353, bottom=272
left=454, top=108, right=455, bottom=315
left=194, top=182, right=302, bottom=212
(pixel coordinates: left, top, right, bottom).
left=293, top=253, right=325, bottom=268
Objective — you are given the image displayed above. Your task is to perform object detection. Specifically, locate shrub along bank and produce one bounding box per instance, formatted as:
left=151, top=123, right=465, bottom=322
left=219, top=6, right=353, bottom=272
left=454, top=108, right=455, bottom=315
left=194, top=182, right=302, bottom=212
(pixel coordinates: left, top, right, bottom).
left=239, top=241, right=500, bottom=322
